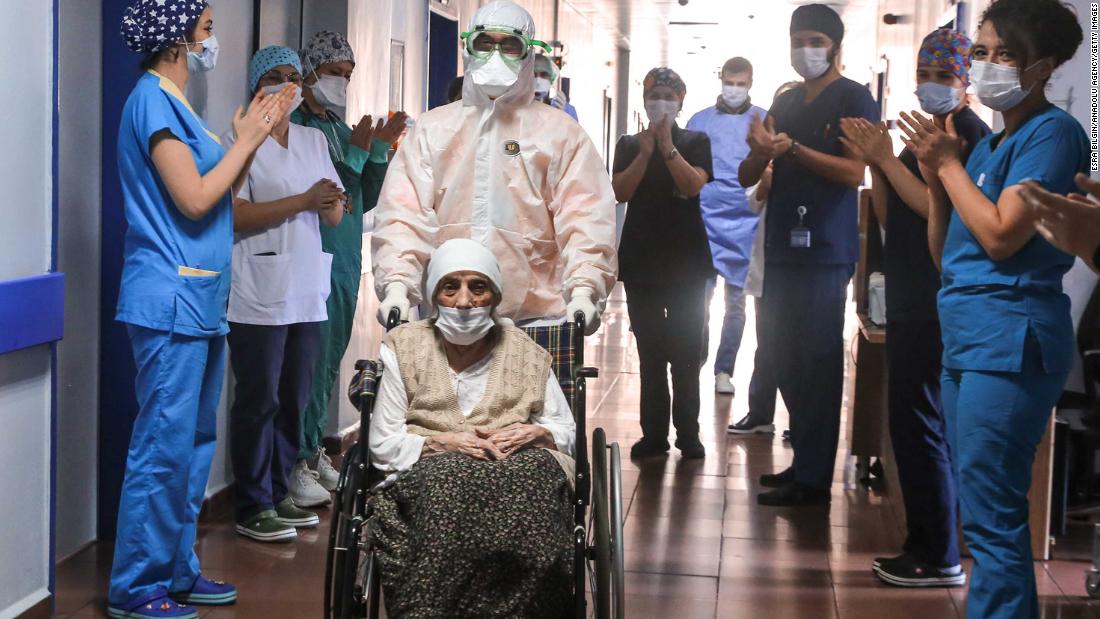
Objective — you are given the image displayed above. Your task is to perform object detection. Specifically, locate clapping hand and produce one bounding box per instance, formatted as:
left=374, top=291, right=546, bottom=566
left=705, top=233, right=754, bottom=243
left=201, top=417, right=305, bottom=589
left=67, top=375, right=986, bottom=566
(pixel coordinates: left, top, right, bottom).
left=897, top=111, right=963, bottom=172
left=348, top=114, right=378, bottom=151
left=840, top=118, right=893, bottom=166
left=1019, top=174, right=1100, bottom=267
left=375, top=112, right=409, bottom=146
left=233, top=84, right=300, bottom=147
left=747, top=115, right=792, bottom=161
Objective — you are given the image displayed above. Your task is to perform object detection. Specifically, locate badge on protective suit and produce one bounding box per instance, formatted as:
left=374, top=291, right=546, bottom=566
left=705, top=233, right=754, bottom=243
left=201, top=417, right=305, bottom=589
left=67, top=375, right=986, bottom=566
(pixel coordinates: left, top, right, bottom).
left=503, top=140, right=521, bottom=156
left=790, top=205, right=812, bottom=249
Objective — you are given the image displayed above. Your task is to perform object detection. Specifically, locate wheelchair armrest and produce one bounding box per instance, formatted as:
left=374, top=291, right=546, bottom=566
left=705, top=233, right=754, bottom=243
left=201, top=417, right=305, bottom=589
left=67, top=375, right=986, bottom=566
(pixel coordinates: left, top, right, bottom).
left=577, top=366, right=598, bottom=379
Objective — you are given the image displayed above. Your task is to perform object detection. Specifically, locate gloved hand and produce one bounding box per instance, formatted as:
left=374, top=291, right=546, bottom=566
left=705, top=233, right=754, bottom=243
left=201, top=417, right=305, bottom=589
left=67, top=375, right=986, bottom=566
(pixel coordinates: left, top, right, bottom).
left=377, top=282, right=411, bottom=326
left=566, top=287, right=600, bottom=336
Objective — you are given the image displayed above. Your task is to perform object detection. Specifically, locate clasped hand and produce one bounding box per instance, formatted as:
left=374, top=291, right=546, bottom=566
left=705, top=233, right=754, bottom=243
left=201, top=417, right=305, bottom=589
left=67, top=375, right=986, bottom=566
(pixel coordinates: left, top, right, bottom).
left=428, top=424, right=553, bottom=461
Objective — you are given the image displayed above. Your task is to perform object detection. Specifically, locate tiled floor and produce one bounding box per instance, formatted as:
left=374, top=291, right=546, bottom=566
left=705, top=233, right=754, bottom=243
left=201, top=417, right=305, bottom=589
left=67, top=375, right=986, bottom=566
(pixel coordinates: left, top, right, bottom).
left=55, top=286, right=1100, bottom=618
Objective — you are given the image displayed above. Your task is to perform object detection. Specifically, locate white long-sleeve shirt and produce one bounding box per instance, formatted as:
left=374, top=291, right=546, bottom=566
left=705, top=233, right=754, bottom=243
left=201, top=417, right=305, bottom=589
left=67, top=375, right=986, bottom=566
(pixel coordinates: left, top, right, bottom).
left=369, top=343, right=577, bottom=475
left=743, top=182, right=767, bottom=299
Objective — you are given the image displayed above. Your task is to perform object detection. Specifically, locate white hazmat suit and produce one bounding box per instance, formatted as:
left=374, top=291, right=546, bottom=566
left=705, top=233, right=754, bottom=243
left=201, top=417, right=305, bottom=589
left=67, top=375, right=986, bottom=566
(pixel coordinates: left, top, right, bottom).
left=371, top=1, right=617, bottom=331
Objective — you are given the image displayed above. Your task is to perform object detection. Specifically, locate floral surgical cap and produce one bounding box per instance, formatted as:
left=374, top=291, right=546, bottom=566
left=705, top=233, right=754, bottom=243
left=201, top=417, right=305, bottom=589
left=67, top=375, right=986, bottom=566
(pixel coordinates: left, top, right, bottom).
left=121, top=0, right=207, bottom=54
left=299, top=31, right=356, bottom=75
left=643, top=67, right=687, bottom=99
left=919, top=28, right=973, bottom=84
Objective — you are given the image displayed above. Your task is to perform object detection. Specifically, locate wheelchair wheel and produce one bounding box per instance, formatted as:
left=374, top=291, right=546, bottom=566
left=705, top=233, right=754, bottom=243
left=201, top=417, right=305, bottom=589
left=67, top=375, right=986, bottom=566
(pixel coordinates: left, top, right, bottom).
left=324, top=444, right=380, bottom=619
left=589, top=428, right=612, bottom=619
left=608, top=441, right=625, bottom=619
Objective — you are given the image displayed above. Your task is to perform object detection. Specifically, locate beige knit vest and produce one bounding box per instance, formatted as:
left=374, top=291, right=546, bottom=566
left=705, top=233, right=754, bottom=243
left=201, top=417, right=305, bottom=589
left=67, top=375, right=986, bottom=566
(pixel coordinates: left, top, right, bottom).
left=383, top=321, right=553, bottom=437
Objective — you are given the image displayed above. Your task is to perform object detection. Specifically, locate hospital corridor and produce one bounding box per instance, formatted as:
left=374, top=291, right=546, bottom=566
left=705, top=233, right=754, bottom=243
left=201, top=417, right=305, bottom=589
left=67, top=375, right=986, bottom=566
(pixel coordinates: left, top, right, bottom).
left=3, top=0, right=1100, bottom=618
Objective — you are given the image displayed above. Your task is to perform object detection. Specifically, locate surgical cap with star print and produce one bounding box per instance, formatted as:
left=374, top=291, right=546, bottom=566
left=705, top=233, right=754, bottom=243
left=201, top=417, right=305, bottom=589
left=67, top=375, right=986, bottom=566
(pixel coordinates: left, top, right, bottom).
left=121, top=0, right=207, bottom=54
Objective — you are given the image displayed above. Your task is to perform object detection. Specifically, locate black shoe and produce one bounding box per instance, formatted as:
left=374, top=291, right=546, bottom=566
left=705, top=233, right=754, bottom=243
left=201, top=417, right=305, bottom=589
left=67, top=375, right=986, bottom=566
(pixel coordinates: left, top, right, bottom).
left=872, top=554, right=966, bottom=588
left=759, top=467, right=794, bottom=488
left=727, top=414, right=776, bottom=435
left=630, top=438, right=670, bottom=459
left=781, top=429, right=791, bottom=442
left=871, top=553, right=907, bottom=569
left=676, top=439, right=706, bottom=459
left=757, top=482, right=830, bottom=506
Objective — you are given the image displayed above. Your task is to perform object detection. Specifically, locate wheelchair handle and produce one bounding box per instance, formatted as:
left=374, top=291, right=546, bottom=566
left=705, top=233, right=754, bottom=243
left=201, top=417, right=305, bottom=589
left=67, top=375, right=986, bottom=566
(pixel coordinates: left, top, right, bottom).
left=386, top=308, right=402, bottom=331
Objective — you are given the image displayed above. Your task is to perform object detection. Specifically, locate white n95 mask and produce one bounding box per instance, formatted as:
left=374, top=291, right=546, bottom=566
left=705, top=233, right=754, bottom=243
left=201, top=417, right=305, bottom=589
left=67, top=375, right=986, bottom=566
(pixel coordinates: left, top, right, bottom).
left=645, top=99, right=679, bottom=125
left=187, top=35, right=219, bottom=74
left=721, top=85, right=749, bottom=109
left=915, top=82, right=962, bottom=115
left=791, top=46, right=830, bottom=80
left=261, top=82, right=303, bottom=117
left=434, top=306, right=496, bottom=346
left=311, top=74, right=348, bottom=111
left=469, top=51, right=521, bottom=98
left=969, top=60, right=1039, bottom=112
left=534, top=77, right=552, bottom=99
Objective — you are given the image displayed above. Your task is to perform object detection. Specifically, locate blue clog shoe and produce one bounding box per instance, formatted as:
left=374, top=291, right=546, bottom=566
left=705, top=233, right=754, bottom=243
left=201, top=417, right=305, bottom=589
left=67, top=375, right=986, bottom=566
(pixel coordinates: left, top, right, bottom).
left=107, top=595, right=198, bottom=619
left=169, top=574, right=238, bottom=606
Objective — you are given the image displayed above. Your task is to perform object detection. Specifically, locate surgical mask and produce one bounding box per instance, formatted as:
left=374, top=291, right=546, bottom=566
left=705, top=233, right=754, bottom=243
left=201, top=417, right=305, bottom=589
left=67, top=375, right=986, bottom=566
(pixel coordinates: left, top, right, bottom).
left=791, top=46, right=831, bottom=80
left=721, top=85, right=749, bottom=109
left=915, top=82, right=963, bottom=115
left=186, top=35, right=219, bottom=74
left=970, top=60, right=1040, bottom=112
left=310, top=74, right=348, bottom=111
left=645, top=99, right=679, bottom=125
left=534, top=77, right=552, bottom=98
left=434, top=306, right=495, bottom=346
left=468, top=51, right=521, bottom=98
left=261, top=82, right=303, bottom=117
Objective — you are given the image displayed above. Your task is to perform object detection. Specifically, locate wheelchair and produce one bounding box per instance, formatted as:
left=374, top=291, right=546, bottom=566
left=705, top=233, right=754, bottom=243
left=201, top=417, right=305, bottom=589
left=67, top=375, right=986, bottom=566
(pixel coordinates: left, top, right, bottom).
left=324, top=311, right=626, bottom=619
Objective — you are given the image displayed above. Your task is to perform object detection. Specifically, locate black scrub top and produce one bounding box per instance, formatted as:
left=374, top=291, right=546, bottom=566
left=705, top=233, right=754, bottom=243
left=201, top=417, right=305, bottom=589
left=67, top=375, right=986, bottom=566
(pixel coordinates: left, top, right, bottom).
left=767, top=77, right=880, bottom=265
left=614, top=125, right=715, bottom=287
left=884, top=106, right=990, bottom=322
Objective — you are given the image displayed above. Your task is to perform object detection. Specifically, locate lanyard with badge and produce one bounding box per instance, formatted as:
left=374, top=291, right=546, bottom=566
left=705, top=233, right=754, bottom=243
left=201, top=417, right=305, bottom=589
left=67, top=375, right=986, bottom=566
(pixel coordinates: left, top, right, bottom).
left=790, top=205, right=811, bottom=248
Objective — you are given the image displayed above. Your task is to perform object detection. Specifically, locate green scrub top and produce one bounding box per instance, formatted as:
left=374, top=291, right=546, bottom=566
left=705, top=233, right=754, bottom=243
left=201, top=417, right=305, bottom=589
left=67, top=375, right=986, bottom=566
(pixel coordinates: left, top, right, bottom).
left=291, top=105, right=390, bottom=279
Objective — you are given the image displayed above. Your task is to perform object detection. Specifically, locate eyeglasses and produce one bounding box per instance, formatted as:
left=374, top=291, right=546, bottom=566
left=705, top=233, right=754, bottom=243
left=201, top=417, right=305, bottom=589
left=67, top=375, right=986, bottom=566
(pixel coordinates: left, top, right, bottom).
left=259, top=71, right=303, bottom=86
left=461, top=27, right=550, bottom=61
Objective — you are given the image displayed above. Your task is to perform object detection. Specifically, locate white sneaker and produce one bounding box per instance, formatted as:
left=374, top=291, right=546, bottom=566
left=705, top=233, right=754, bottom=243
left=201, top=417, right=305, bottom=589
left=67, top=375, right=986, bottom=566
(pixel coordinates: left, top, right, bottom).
left=715, top=372, right=735, bottom=395
left=310, top=447, right=340, bottom=492
left=289, top=460, right=331, bottom=507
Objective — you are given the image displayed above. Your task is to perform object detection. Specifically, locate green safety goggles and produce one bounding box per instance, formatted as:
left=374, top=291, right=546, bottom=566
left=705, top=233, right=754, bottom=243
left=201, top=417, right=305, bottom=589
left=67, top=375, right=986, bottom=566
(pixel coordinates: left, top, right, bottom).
left=461, top=26, right=551, bottom=61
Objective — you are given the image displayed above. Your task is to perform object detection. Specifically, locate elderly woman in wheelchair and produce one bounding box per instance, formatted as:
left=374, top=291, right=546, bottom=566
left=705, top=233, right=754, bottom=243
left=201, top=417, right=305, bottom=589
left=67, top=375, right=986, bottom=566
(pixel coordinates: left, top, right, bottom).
left=367, top=238, right=577, bottom=618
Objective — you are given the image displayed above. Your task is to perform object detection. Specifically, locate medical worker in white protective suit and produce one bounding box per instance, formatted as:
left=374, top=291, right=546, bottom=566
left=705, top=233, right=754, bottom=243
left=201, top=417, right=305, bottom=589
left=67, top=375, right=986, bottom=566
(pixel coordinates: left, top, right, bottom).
left=371, top=0, right=617, bottom=334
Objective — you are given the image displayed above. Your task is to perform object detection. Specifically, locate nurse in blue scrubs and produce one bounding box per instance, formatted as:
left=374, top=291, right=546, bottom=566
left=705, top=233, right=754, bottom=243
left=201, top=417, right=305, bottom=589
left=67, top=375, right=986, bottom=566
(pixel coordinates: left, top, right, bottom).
left=901, top=0, right=1087, bottom=616
left=110, top=2, right=296, bottom=617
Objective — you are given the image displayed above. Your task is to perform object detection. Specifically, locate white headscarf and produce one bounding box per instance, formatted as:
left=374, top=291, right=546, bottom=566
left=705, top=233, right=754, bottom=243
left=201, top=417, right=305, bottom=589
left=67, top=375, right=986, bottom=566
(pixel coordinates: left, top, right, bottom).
left=424, top=239, right=505, bottom=314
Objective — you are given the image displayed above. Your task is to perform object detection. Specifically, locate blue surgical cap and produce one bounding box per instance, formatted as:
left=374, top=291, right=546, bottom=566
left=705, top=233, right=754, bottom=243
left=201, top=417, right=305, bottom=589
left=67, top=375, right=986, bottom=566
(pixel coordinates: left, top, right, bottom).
left=249, top=45, right=303, bottom=92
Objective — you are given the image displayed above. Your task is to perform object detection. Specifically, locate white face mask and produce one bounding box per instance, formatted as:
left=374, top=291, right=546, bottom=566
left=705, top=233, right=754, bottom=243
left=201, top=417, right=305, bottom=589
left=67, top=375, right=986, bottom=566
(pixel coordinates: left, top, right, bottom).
left=721, top=84, right=749, bottom=109
left=186, top=35, right=219, bottom=74
left=791, top=46, right=831, bottom=80
left=310, top=73, right=348, bottom=111
left=261, top=82, right=303, bottom=117
left=469, top=51, right=521, bottom=98
left=534, top=77, right=552, bottom=98
left=915, top=82, right=963, bottom=115
left=969, top=60, right=1040, bottom=112
left=434, top=306, right=496, bottom=346
left=645, top=99, right=679, bottom=125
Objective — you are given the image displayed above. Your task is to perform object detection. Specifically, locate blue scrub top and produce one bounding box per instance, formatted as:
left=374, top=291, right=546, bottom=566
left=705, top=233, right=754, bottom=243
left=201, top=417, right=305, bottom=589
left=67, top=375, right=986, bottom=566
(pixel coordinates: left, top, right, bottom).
left=939, top=104, right=1090, bottom=373
left=766, top=77, right=880, bottom=265
left=687, top=103, right=767, bottom=287
left=115, top=71, right=232, bottom=338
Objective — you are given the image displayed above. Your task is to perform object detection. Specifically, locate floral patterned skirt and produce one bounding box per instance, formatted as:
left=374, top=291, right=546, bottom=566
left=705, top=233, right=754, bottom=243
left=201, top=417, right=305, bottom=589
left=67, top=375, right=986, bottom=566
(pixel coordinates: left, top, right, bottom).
left=370, top=449, right=574, bottom=618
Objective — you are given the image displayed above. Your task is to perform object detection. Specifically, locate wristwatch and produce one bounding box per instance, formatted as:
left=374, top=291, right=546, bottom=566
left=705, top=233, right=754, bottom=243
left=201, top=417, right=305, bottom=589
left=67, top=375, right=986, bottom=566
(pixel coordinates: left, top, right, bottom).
left=785, top=140, right=801, bottom=159
left=666, top=147, right=679, bottom=161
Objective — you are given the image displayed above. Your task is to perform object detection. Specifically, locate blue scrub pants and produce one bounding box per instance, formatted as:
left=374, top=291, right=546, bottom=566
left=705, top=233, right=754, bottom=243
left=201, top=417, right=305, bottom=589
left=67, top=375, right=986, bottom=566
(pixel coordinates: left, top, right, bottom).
left=703, top=278, right=748, bottom=376
left=942, top=335, right=1066, bottom=619
left=886, top=320, right=959, bottom=568
left=228, top=321, right=321, bottom=522
left=108, top=325, right=226, bottom=607
left=746, top=296, right=779, bottom=424
left=760, top=263, right=850, bottom=489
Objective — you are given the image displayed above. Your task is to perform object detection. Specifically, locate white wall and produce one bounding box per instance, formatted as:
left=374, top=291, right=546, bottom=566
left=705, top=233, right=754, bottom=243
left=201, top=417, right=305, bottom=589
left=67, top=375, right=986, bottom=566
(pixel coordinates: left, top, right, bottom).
left=56, top=0, right=103, bottom=561
left=0, top=1, right=54, bottom=616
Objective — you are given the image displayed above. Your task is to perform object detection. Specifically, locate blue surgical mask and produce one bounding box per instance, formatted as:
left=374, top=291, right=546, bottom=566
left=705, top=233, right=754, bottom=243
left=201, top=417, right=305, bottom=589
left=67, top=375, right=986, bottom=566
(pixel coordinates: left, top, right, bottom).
left=915, top=82, right=962, bottom=115
left=186, top=35, right=219, bottom=74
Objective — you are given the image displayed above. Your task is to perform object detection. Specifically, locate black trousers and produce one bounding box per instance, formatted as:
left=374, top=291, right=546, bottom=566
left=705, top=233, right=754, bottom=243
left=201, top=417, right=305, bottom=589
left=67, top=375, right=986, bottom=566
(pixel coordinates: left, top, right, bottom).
left=887, top=319, right=959, bottom=568
left=227, top=321, right=322, bottom=522
left=624, top=281, right=708, bottom=444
